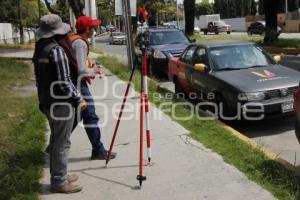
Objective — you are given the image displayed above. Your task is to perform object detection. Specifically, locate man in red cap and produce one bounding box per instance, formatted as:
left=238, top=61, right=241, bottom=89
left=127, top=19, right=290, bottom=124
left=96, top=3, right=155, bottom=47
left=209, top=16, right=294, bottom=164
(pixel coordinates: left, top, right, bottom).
left=70, top=15, right=116, bottom=160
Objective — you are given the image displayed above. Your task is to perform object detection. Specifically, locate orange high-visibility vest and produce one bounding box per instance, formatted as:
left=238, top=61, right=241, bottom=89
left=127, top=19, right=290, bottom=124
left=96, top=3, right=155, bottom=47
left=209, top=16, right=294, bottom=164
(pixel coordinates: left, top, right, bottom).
left=69, top=34, right=94, bottom=85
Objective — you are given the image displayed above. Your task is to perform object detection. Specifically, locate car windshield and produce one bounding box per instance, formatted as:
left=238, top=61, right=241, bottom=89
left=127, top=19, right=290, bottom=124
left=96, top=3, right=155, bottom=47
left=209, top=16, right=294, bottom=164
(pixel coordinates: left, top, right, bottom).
left=113, top=32, right=125, bottom=36
left=209, top=44, right=274, bottom=71
left=150, top=31, right=190, bottom=45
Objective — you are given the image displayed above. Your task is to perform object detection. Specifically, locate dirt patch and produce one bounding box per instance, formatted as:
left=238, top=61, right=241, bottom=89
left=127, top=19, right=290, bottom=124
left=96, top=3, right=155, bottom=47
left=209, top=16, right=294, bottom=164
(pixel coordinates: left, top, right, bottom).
left=14, top=82, right=36, bottom=97
left=14, top=61, right=36, bottom=97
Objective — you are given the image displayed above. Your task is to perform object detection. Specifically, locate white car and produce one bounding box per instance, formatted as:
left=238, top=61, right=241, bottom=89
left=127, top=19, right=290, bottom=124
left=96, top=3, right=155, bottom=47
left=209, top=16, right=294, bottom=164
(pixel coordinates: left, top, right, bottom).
left=109, top=32, right=126, bottom=45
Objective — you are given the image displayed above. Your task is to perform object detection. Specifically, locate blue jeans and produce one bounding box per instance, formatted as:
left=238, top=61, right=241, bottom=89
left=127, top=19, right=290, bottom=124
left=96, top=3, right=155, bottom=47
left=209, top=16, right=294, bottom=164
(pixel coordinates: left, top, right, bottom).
left=80, top=81, right=106, bottom=155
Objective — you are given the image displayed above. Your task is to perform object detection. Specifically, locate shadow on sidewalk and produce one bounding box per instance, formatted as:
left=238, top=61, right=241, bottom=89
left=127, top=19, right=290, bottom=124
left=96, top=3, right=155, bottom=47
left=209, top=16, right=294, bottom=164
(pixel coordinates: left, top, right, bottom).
left=69, top=164, right=139, bottom=173
left=81, top=171, right=140, bottom=190
left=39, top=184, right=52, bottom=196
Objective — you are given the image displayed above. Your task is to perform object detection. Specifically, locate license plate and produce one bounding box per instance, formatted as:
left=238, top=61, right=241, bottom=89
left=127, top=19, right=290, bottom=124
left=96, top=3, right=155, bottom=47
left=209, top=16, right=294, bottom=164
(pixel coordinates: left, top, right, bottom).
left=281, top=102, right=294, bottom=113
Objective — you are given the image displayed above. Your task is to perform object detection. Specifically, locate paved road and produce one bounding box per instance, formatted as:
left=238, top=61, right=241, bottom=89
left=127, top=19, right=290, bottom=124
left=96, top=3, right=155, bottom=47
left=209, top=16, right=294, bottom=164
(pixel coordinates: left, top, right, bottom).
left=95, top=35, right=128, bottom=63
left=95, top=35, right=300, bottom=167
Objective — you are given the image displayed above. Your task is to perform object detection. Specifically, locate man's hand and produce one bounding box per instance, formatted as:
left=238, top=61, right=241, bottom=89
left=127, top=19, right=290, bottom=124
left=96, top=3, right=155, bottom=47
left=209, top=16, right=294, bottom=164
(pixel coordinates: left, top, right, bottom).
left=94, top=64, right=103, bottom=74
left=79, top=99, right=88, bottom=111
left=94, top=67, right=103, bottom=74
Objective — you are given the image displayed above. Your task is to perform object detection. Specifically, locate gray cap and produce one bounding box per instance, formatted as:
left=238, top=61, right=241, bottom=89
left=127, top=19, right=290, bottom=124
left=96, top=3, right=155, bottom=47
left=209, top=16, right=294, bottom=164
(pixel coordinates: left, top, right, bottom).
left=36, top=14, right=71, bottom=39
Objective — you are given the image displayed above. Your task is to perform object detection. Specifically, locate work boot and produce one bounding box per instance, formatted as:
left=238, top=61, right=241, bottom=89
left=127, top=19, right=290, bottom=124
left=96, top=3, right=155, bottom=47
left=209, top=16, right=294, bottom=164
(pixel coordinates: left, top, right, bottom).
left=91, top=150, right=117, bottom=160
left=67, top=174, right=79, bottom=183
left=51, top=183, right=82, bottom=194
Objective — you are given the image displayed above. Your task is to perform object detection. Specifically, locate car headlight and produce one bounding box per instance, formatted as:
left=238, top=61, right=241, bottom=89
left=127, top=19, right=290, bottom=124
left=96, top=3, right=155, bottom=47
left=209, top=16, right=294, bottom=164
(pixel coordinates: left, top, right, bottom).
left=153, top=50, right=167, bottom=59
left=238, top=92, right=265, bottom=101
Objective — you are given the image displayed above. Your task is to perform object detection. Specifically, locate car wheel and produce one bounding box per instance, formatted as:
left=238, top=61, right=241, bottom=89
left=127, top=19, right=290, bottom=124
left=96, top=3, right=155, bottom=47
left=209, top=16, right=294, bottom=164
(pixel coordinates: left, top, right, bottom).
left=215, top=31, right=219, bottom=35
left=227, top=31, right=231, bottom=34
left=214, top=94, right=233, bottom=121
left=295, top=119, right=300, bottom=144
left=174, top=77, right=186, bottom=99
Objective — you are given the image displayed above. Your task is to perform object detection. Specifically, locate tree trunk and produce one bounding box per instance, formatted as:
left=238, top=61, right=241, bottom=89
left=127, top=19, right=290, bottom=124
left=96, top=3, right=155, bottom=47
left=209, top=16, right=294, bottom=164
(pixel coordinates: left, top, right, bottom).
left=19, top=23, right=24, bottom=44
left=68, top=0, right=84, bottom=18
left=264, top=0, right=279, bottom=43
left=17, top=0, right=24, bottom=44
left=184, top=0, right=195, bottom=36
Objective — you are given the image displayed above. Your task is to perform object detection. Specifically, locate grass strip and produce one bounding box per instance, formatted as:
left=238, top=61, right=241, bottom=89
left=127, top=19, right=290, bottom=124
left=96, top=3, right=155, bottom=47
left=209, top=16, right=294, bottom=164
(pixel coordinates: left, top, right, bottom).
left=193, top=34, right=300, bottom=49
left=0, top=58, right=46, bottom=200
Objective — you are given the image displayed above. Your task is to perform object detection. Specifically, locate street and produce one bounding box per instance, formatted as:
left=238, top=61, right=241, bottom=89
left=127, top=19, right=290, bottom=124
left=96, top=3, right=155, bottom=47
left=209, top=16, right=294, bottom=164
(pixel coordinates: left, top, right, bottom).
left=96, top=34, right=300, bottom=167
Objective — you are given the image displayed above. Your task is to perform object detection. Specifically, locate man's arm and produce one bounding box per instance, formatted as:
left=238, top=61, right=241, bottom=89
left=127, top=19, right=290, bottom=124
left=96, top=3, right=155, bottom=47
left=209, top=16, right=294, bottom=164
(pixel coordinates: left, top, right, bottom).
left=50, top=46, right=83, bottom=104
left=72, top=39, right=95, bottom=76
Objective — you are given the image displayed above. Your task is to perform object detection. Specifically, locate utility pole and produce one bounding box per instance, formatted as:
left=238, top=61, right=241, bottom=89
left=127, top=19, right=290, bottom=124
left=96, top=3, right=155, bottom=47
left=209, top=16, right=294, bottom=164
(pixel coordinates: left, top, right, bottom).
left=176, top=0, right=179, bottom=27
left=285, top=0, right=288, bottom=19
left=85, top=0, right=97, bottom=47
left=38, top=0, right=41, bottom=19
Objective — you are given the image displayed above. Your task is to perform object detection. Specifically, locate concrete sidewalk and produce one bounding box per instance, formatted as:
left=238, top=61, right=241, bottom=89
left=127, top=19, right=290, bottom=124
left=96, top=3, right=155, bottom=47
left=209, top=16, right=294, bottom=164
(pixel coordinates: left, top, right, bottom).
left=0, top=49, right=34, bottom=60
left=39, top=67, right=276, bottom=200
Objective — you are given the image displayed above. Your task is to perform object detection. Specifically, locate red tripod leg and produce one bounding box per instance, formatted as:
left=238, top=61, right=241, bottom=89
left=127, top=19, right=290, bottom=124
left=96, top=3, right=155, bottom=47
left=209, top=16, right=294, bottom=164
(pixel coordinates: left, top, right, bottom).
left=137, top=90, right=146, bottom=187
left=142, top=51, right=152, bottom=163
left=106, top=68, right=136, bottom=165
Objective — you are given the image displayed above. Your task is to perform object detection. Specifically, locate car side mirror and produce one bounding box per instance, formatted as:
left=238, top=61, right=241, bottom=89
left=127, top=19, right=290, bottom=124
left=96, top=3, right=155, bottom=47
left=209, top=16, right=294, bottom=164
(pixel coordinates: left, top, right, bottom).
left=190, top=39, right=196, bottom=43
left=194, top=63, right=206, bottom=72
left=273, top=55, right=281, bottom=63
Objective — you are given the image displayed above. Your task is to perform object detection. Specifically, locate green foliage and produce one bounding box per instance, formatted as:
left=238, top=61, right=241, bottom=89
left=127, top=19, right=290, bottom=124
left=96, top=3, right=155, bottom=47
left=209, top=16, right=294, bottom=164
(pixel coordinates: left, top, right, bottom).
left=0, top=0, right=47, bottom=26
left=53, top=0, right=70, bottom=23
left=138, top=0, right=166, bottom=26
left=213, top=0, right=257, bottom=18
left=195, top=1, right=214, bottom=19
left=97, top=0, right=115, bottom=25
left=0, top=58, right=46, bottom=200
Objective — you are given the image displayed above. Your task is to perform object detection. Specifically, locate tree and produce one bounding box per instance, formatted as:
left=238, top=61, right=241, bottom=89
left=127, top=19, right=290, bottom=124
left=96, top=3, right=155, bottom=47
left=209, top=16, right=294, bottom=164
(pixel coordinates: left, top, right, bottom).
left=97, top=0, right=115, bottom=25
left=0, top=0, right=47, bottom=44
left=44, top=0, right=84, bottom=18
left=54, top=0, right=71, bottom=23
left=195, top=1, right=213, bottom=19
left=213, top=0, right=257, bottom=18
left=184, top=0, right=196, bottom=35
left=264, top=0, right=279, bottom=43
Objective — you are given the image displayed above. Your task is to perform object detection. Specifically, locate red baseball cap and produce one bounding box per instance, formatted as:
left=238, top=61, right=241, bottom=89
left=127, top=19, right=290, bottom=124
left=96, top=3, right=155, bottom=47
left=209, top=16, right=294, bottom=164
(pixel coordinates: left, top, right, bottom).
left=76, top=16, right=101, bottom=31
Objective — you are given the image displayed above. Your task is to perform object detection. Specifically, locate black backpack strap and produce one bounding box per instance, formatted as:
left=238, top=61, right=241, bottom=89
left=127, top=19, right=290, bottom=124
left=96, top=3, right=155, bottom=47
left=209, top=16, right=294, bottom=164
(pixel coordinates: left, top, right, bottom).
left=37, top=40, right=59, bottom=63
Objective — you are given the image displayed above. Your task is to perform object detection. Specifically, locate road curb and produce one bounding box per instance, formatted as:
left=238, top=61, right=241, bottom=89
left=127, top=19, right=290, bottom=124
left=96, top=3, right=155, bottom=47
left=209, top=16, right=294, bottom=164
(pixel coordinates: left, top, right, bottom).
left=221, top=123, right=300, bottom=176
